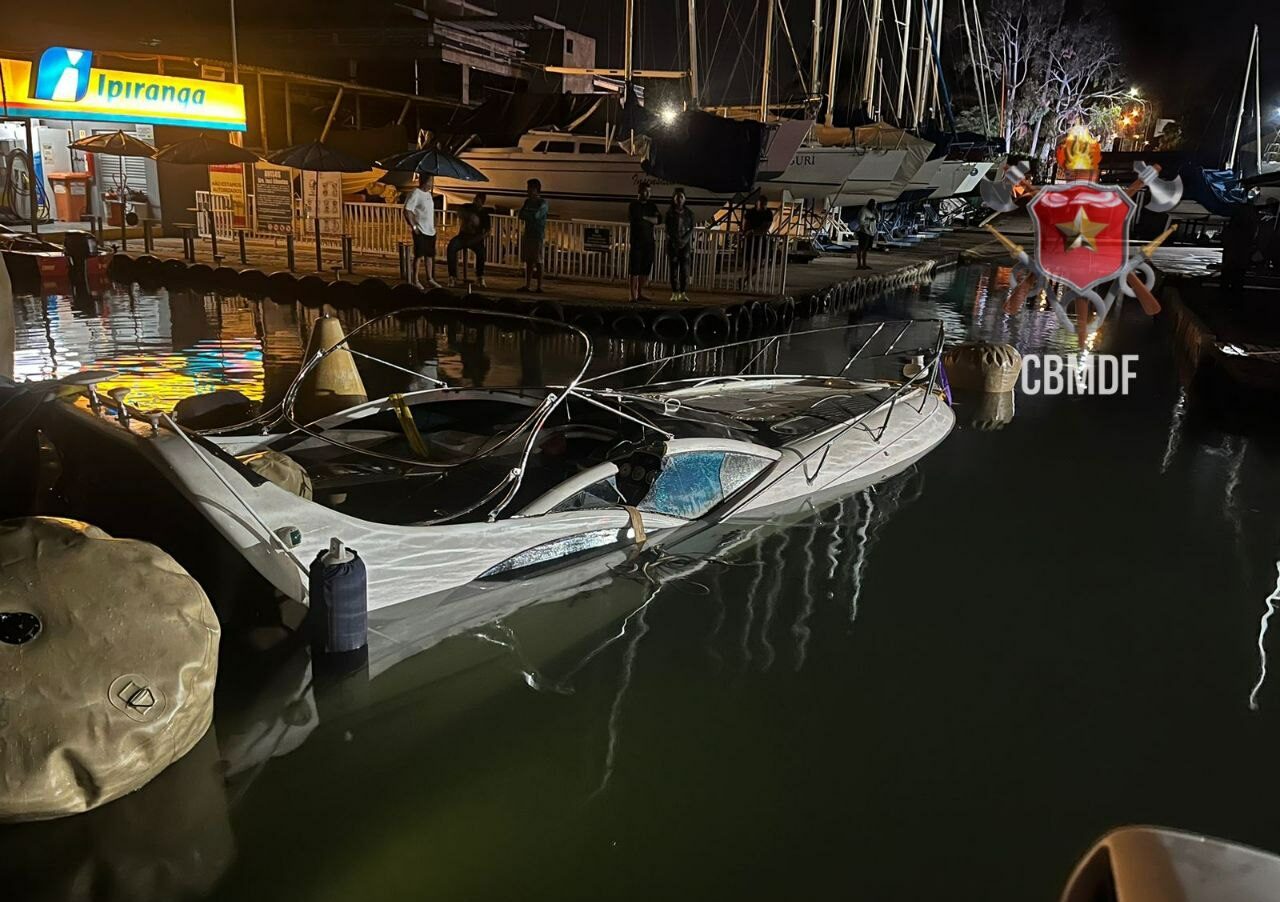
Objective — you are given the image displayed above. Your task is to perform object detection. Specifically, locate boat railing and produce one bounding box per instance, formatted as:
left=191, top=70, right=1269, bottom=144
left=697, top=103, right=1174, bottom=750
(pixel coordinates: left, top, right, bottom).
left=582, top=319, right=946, bottom=391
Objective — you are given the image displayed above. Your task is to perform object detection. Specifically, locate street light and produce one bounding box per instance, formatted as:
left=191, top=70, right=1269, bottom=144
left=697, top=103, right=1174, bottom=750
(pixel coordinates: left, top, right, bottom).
left=1128, top=86, right=1140, bottom=98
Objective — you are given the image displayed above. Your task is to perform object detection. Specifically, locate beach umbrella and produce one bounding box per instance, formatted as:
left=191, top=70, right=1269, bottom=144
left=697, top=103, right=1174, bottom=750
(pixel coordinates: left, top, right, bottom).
left=68, top=130, right=156, bottom=246
left=376, top=147, right=488, bottom=182
left=68, top=130, right=156, bottom=159
left=153, top=135, right=261, bottom=166
left=267, top=142, right=374, bottom=271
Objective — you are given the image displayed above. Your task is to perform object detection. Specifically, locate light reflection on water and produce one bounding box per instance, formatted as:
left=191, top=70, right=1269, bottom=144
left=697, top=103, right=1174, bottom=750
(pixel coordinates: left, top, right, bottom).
left=7, top=265, right=1280, bottom=901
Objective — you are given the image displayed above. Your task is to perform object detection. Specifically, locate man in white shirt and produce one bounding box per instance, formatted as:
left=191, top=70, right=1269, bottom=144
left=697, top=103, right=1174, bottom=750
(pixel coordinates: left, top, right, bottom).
left=402, top=174, right=440, bottom=288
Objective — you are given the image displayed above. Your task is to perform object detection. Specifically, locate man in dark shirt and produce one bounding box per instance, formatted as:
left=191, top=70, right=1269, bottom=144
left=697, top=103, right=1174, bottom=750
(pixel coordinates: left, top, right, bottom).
left=447, top=192, right=491, bottom=288
left=741, top=196, right=774, bottom=282
left=628, top=184, right=660, bottom=302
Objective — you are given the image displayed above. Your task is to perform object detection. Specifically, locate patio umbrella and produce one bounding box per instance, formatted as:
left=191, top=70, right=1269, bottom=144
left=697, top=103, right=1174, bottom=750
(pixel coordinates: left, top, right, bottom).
left=267, top=142, right=374, bottom=271
left=67, top=130, right=155, bottom=247
left=153, top=135, right=261, bottom=166
left=376, top=148, right=488, bottom=182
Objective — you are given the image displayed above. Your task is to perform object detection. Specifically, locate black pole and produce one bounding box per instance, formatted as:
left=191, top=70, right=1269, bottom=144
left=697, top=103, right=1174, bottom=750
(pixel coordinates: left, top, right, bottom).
left=342, top=234, right=353, bottom=273
left=286, top=230, right=296, bottom=271
left=208, top=208, right=219, bottom=258
left=238, top=228, right=247, bottom=264
left=314, top=216, right=323, bottom=272
left=23, top=119, right=37, bottom=236
left=143, top=219, right=154, bottom=253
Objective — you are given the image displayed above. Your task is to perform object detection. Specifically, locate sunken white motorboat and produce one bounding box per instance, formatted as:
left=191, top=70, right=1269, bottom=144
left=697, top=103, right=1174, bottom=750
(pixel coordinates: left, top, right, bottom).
left=26, top=313, right=955, bottom=618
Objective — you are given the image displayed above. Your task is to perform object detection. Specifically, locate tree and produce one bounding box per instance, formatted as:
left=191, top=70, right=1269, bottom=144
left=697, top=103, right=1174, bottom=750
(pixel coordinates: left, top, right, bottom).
left=966, top=0, right=1128, bottom=157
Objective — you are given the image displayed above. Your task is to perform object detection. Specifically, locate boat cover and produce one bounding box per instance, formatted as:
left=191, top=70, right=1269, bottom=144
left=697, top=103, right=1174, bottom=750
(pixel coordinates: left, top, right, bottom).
left=641, top=110, right=767, bottom=193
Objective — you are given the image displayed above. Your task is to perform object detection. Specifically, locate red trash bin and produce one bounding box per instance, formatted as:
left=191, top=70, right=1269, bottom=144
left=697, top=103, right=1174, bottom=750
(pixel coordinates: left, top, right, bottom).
left=47, top=172, right=92, bottom=222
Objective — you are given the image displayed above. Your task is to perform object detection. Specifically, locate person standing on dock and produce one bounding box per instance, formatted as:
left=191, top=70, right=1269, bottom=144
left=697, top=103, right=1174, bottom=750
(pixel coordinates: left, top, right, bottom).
left=403, top=174, right=440, bottom=289
left=628, top=183, right=660, bottom=302
left=856, top=199, right=878, bottom=271
left=741, top=196, right=774, bottom=284
left=447, top=192, right=490, bottom=288
left=665, top=188, right=695, bottom=302
left=517, top=179, right=548, bottom=293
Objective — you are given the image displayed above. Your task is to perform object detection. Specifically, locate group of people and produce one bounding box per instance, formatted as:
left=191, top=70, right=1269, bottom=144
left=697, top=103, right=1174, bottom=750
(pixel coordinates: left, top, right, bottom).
left=401, top=173, right=548, bottom=293
left=401, top=175, right=818, bottom=301
left=626, top=184, right=697, bottom=302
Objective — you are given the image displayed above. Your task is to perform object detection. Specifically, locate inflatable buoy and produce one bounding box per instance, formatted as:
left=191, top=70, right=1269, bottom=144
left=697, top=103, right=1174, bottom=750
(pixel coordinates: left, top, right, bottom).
left=266, top=271, right=299, bottom=301
left=0, top=518, right=219, bottom=822
left=942, top=342, right=1023, bottom=393
left=571, top=311, right=605, bottom=332
left=963, top=391, right=1017, bottom=431
left=651, top=310, right=689, bottom=342
left=612, top=312, right=647, bottom=338
left=692, top=307, right=731, bottom=343
left=295, top=315, right=368, bottom=423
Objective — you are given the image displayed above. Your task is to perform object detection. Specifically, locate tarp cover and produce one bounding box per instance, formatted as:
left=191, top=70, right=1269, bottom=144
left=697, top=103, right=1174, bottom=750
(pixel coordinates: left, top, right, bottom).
left=0, top=518, right=219, bottom=822
left=642, top=110, right=767, bottom=193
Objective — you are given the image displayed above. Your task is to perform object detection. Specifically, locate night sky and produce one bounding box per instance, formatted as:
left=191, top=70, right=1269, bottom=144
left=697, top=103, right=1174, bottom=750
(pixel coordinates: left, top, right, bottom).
left=16, top=0, right=1280, bottom=150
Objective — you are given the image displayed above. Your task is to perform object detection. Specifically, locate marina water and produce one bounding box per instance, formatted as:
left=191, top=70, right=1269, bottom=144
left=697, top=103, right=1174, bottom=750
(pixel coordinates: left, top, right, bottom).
left=5, top=266, right=1280, bottom=900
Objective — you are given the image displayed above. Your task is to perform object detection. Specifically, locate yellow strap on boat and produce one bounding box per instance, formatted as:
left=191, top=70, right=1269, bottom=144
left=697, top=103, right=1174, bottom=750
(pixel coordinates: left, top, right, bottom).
left=623, top=505, right=647, bottom=545
left=388, top=393, right=430, bottom=459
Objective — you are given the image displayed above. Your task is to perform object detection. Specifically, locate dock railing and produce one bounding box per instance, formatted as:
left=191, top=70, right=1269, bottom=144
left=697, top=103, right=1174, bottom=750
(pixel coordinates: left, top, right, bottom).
left=194, top=192, right=789, bottom=295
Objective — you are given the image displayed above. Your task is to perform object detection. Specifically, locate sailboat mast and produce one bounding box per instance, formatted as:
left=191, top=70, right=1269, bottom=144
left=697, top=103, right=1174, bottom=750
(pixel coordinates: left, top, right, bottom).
left=862, top=0, right=884, bottom=118
left=760, top=0, right=776, bottom=121
left=928, top=0, right=943, bottom=116
left=824, top=0, right=845, bottom=126
left=1254, top=29, right=1262, bottom=173
left=687, top=0, right=701, bottom=105
left=913, top=0, right=932, bottom=128
left=895, top=0, right=912, bottom=124
left=961, top=0, right=987, bottom=134
left=810, top=0, right=823, bottom=100
left=624, top=0, right=635, bottom=81
left=1227, top=24, right=1257, bottom=170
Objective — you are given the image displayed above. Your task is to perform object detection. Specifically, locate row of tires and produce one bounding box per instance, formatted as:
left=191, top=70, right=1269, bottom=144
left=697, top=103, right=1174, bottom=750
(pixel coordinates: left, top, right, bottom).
left=108, top=254, right=798, bottom=344
left=794, top=261, right=939, bottom=317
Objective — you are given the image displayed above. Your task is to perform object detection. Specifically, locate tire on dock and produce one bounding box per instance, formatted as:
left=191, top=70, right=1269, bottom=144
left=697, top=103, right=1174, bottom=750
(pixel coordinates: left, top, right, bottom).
left=570, top=310, right=606, bottom=332
left=611, top=311, right=647, bottom=339
left=297, top=275, right=328, bottom=306
left=267, top=271, right=300, bottom=301
left=650, top=310, right=689, bottom=342
left=357, top=277, right=393, bottom=306
left=731, top=304, right=755, bottom=337
left=107, top=254, right=135, bottom=281
left=213, top=266, right=242, bottom=294
left=187, top=263, right=215, bottom=284
left=692, top=307, right=731, bottom=344
left=529, top=299, right=565, bottom=322
left=326, top=279, right=359, bottom=305
left=238, top=269, right=272, bottom=299
left=389, top=282, right=425, bottom=305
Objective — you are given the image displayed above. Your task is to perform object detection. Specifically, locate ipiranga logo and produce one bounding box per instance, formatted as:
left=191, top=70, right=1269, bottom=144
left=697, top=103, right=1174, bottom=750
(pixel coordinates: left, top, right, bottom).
left=33, top=47, right=93, bottom=102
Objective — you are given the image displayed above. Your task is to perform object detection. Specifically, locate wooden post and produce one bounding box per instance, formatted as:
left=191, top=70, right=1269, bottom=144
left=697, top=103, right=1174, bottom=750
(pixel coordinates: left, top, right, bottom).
left=257, top=72, right=269, bottom=153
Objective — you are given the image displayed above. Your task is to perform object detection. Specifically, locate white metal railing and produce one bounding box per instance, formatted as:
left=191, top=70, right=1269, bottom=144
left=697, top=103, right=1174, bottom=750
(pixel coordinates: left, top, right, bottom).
left=190, top=195, right=789, bottom=294
left=194, top=191, right=235, bottom=237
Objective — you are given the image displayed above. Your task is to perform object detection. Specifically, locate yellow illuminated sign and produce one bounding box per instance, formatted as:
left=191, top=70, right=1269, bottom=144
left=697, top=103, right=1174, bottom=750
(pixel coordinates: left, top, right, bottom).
left=0, top=55, right=246, bottom=131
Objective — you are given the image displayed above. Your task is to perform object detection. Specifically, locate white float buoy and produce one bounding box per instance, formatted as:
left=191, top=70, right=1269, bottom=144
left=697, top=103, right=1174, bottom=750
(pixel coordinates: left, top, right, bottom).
left=0, top=518, right=220, bottom=822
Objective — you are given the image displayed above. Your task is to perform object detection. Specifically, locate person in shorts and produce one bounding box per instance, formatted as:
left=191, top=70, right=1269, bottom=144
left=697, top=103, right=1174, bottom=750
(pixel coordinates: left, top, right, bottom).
left=402, top=173, right=440, bottom=288
left=628, top=183, right=660, bottom=301
left=447, top=192, right=491, bottom=288
left=517, top=178, right=548, bottom=293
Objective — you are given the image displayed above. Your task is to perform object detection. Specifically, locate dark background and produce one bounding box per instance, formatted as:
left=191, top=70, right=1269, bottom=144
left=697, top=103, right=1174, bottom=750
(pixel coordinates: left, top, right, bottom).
left=7, top=0, right=1280, bottom=153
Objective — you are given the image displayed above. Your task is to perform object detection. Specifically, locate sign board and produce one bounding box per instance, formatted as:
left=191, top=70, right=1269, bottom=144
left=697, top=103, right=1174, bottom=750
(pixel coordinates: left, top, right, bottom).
left=583, top=226, right=611, bottom=254
left=301, top=171, right=343, bottom=236
left=253, top=163, right=294, bottom=233
left=0, top=49, right=246, bottom=131
left=209, top=164, right=246, bottom=227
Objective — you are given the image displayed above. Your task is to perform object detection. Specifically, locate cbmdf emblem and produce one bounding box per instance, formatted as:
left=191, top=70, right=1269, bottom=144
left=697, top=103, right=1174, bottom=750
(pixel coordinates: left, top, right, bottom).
left=33, top=47, right=93, bottom=102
